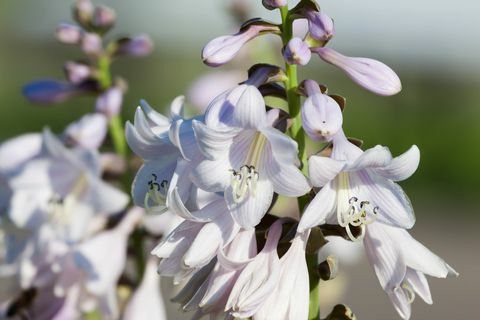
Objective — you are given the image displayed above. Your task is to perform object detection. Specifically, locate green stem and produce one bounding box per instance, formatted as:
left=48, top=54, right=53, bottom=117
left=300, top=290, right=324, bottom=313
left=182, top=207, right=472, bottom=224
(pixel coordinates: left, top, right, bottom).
left=280, top=5, right=319, bottom=320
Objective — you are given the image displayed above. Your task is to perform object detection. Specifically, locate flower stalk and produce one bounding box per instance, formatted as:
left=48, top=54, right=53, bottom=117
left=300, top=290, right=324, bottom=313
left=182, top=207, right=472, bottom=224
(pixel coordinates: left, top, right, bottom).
left=280, top=5, right=319, bottom=320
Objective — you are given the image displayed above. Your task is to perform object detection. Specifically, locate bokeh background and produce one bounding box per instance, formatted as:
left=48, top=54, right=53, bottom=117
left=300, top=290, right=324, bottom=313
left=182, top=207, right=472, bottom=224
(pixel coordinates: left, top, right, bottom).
left=0, top=0, right=478, bottom=319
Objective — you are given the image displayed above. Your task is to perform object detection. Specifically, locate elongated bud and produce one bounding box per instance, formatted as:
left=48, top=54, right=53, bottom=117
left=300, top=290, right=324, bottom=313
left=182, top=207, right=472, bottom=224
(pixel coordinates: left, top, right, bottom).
left=202, top=19, right=280, bottom=67
left=301, top=80, right=343, bottom=141
left=64, top=61, right=91, bottom=84
left=22, top=80, right=78, bottom=105
left=114, top=35, right=154, bottom=57
left=73, top=0, right=94, bottom=26
left=81, top=33, right=103, bottom=55
left=262, top=0, right=287, bottom=10
left=55, top=23, right=83, bottom=44
left=305, top=11, right=335, bottom=42
left=92, top=5, right=116, bottom=31
left=283, top=37, right=311, bottom=65
left=95, top=86, right=124, bottom=118
left=313, top=47, right=402, bottom=96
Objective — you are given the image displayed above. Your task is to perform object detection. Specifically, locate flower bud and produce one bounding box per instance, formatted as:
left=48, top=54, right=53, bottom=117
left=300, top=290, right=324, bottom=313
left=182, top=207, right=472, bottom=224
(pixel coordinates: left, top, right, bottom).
left=92, top=5, right=116, bottom=31
left=64, top=61, right=91, bottom=84
left=301, top=80, right=343, bottom=141
left=313, top=47, right=402, bottom=96
left=81, top=33, right=103, bottom=55
left=202, top=19, right=280, bottom=67
left=305, top=11, right=335, bottom=42
left=22, top=80, right=77, bottom=105
left=245, top=63, right=287, bottom=86
left=55, top=23, right=83, bottom=44
left=95, top=86, right=123, bottom=118
left=318, top=255, right=338, bottom=281
left=114, top=35, right=154, bottom=57
left=73, top=0, right=94, bottom=26
left=262, top=0, right=287, bottom=10
left=283, top=37, right=311, bottom=65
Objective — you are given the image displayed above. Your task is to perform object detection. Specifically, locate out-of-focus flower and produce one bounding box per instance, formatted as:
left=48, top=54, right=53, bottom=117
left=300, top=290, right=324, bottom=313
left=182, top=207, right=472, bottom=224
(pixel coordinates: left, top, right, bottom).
left=114, top=35, right=154, bottom=57
left=301, top=79, right=343, bottom=141
left=92, top=5, right=116, bottom=31
left=298, top=130, right=419, bottom=238
left=64, top=61, right=91, bottom=85
left=122, top=258, right=166, bottom=320
left=262, top=0, right=287, bottom=10
left=55, top=23, right=83, bottom=45
left=22, top=80, right=81, bottom=105
left=202, top=20, right=280, bottom=67
left=191, top=85, right=310, bottom=228
left=95, top=86, right=123, bottom=118
left=81, top=33, right=103, bottom=55
left=283, top=37, right=311, bottom=65
left=312, top=47, right=402, bottom=96
left=64, top=113, right=107, bottom=149
left=364, top=222, right=458, bottom=320
left=73, top=0, right=94, bottom=26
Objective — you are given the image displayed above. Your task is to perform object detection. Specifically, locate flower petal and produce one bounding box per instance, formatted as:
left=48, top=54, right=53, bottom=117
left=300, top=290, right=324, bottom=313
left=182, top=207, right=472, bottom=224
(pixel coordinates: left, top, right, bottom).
left=308, top=155, right=345, bottom=187
left=297, top=182, right=336, bottom=233
left=406, top=268, right=432, bottom=304
left=261, top=127, right=299, bottom=164
left=190, top=156, right=231, bottom=193
left=231, top=85, right=267, bottom=129
left=388, top=288, right=411, bottom=320
left=347, top=145, right=393, bottom=171
left=374, top=145, right=420, bottom=181
left=192, top=120, right=237, bottom=160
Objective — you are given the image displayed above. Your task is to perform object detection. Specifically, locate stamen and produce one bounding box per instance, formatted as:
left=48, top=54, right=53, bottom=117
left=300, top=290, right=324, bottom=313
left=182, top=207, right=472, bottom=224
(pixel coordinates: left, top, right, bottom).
left=402, top=282, right=416, bottom=304
left=230, top=165, right=259, bottom=203
left=144, top=174, right=169, bottom=213
left=339, top=196, right=378, bottom=242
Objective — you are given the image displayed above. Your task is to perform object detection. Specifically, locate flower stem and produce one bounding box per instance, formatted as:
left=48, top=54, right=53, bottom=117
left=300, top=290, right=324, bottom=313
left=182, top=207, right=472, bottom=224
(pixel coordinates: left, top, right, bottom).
left=280, top=6, right=319, bottom=320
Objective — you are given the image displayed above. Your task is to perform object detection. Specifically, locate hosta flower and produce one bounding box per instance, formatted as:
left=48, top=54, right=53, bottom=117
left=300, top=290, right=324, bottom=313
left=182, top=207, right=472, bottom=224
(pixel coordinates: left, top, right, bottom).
left=298, top=130, right=419, bottom=239
left=64, top=113, right=107, bottom=149
left=304, top=10, right=335, bottom=42
left=312, top=47, right=402, bottom=96
left=225, top=220, right=283, bottom=318
left=283, top=37, right=311, bottom=66
left=191, top=84, right=310, bottom=228
left=254, top=231, right=310, bottom=320
left=364, top=222, right=458, bottom=319
left=301, top=79, right=343, bottom=141
left=126, top=97, right=200, bottom=214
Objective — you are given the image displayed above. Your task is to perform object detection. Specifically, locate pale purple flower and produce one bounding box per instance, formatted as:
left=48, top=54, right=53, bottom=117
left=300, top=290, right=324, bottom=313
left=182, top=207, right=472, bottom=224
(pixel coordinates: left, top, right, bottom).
left=254, top=231, right=310, bottom=320
left=55, top=23, right=83, bottom=44
left=191, top=85, right=310, bottom=228
left=305, top=11, right=335, bottom=41
left=301, top=79, right=343, bottom=141
left=64, top=61, right=91, bottom=84
left=202, top=22, right=279, bottom=67
left=262, top=0, right=287, bottom=10
left=313, top=47, right=402, bottom=96
left=123, top=258, right=167, bottom=320
left=298, top=130, right=419, bottom=238
left=73, top=0, right=94, bottom=26
left=81, top=33, right=103, bottom=55
left=92, top=5, right=116, bottom=30
left=95, top=86, right=123, bottom=118
left=283, top=37, right=311, bottom=65
left=22, top=80, right=79, bottom=105
left=115, top=35, right=154, bottom=57
left=364, top=222, right=458, bottom=319
left=64, top=113, right=107, bottom=149
left=225, top=220, right=283, bottom=318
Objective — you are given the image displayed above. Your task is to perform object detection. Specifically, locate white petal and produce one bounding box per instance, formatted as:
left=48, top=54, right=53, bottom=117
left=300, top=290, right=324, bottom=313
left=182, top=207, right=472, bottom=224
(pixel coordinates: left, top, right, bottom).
left=347, top=145, right=392, bottom=171
left=125, top=121, right=177, bottom=160
left=374, top=145, right=420, bottom=181
left=308, top=155, right=345, bottom=187
left=297, top=182, right=336, bottom=233
left=225, top=178, right=273, bottom=229
left=192, top=120, right=237, bottom=160
left=122, top=258, right=167, bottom=320
left=264, top=144, right=311, bottom=197
left=231, top=85, right=267, bottom=129
left=261, top=127, right=299, bottom=164
left=0, top=133, right=42, bottom=173
left=169, top=95, right=185, bottom=120
left=406, top=268, right=432, bottom=304
left=168, top=188, right=224, bottom=222
left=89, top=179, right=129, bottom=214
left=150, top=221, right=201, bottom=258
left=190, top=156, right=231, bottom=193
left=364, top=223, right=407, bottom=291
left=388, top=288, right=411, bottom=320
left=354, top=170, right=415, bottom=229
left=139, top=99, right=170, bottom=126
left=64, top=113, right=107, bottom=149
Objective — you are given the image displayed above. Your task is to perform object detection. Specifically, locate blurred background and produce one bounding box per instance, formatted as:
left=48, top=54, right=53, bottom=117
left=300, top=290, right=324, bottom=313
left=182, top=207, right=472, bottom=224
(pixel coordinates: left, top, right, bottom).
left=0, top=0, right=478, bottom=319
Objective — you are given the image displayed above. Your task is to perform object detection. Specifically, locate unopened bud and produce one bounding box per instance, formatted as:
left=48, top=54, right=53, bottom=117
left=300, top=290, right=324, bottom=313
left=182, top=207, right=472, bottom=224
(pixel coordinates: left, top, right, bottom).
left=22, top=80, right=78, bottom=105
left=202, top=19, right=280, bottom=67
left=305, top=11, right=335, bottom=42
left=73, top=0, right=94, bottom=26
left=262, top=0, right=287, bottom=10
left=114, top=35, right=154, bottom=57
left=64, top=61, right=91, bottom=84
left=301, top=80, right=343, bottom=142
left=283, top=37, right=311, bottom=65
left=318, top=255, right=338, bottom=281
left=81, top=33, right=103, bottom=55
left=92, top=5, right=116, bottom=31
left=95, top=86, right=123, bottom=118
left=313, top=47, right=402, bottom=96
left=55, top=23, right=83, bottom=44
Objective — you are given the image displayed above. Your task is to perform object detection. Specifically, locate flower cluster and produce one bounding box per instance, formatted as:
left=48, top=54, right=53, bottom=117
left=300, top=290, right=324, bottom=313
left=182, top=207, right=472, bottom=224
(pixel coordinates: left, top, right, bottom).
left=125, top=1, right=457, bottom=319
